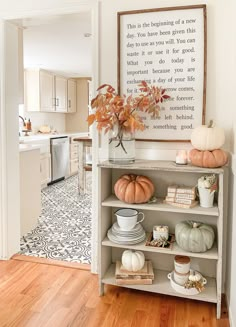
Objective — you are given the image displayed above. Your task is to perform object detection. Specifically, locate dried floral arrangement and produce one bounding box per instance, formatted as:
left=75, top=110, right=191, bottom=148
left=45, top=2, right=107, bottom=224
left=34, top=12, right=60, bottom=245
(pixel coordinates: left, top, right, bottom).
left=198, top=174, right=217, bottom=193
left=184, top=271, right=206, bottom=293
left=184, top=279, right=205, bottom=293
left=87, top=81, right=170, bottom=153
left=149, top=236, right=170, bottom=247
left=146, top=234, right=175, bottom=250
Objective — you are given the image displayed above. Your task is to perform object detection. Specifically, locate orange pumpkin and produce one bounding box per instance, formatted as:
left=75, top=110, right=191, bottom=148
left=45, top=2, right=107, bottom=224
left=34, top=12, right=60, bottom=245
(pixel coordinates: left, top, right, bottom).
left=114, top=174, right=155, bottom=204
left=189, top=149, right=228, bottom=168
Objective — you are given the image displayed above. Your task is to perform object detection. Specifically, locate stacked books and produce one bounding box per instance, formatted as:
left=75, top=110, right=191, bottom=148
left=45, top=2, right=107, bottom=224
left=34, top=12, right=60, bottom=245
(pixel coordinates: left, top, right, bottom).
left=115, top=261, right=154, bottom=285
left=164, top=185, right=198, bottom=208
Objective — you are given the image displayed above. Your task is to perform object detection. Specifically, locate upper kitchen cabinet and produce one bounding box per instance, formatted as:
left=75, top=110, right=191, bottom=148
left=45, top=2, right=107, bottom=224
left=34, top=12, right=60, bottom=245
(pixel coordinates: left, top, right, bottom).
left=40, top=70, right=54, bottom=112
left=67, top=79, right=77, bottom=113
left=24, top=69, right=54, bottom=112
left=24, top=69, right=68, bottom=113
left=55, top=75, right=67, bottom=113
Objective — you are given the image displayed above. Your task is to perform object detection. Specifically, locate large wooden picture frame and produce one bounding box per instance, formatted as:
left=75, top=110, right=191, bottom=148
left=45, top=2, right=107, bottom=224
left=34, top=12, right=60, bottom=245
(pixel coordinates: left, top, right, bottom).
left=118, top=5, right=207, bottom=141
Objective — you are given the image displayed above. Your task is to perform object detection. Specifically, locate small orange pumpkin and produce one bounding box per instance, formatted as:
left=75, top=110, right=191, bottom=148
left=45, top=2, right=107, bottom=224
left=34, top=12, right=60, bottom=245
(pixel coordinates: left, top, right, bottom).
left=114, top=174, right=155, bottom=204
left=189, top=149, right=228, bottom=168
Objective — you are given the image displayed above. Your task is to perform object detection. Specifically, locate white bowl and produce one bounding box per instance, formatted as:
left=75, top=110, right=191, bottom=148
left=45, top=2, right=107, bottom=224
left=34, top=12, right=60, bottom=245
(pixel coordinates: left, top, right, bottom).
left=167, top=270, right=207, bottom=295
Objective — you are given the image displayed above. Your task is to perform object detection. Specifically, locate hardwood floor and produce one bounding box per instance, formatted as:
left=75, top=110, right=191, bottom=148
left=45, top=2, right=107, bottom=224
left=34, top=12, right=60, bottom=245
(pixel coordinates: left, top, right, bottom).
left=0, top=260, right=229, bottom=327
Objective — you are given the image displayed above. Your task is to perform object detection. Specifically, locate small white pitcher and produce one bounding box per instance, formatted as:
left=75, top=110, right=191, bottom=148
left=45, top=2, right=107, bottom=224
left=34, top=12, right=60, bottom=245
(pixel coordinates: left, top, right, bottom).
left=198, top=187, right=215, bottom=208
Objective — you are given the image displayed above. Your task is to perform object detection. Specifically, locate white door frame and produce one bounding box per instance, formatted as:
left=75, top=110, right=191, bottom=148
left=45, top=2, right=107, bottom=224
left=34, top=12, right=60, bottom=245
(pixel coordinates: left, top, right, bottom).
left=0, top=0, right=100, bottom=273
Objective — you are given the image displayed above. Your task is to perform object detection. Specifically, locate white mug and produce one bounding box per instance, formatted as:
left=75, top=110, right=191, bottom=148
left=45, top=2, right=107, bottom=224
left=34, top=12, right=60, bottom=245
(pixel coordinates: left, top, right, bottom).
left=115, top=208, right=145, bottom=231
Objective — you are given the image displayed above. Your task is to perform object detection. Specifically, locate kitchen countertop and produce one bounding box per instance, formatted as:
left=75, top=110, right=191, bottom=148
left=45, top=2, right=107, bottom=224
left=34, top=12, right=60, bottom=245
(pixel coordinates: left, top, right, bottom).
left=19, top=143, right=41, bottom=153
left=19, top=132, right=90, bottom=143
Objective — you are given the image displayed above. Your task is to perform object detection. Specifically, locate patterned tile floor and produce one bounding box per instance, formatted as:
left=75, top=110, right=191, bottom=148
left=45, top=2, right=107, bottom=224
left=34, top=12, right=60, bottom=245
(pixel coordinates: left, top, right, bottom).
left=20, top=174, right=92, bottom=264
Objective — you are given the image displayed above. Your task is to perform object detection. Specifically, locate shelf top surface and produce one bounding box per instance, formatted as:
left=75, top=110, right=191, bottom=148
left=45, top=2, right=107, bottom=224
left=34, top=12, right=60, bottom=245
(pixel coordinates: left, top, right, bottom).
left=102, top=264, right=217, bottom=303
left=102, top=195, right=219, bottom=216
left=102, top=236, right=218, bottom=259
left=98, top=160, right=225, bottom=174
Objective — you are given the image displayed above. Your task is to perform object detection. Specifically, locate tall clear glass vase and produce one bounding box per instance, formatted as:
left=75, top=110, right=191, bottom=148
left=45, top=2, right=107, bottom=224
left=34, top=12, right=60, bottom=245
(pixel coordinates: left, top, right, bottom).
left=108, top=124, right=135, bottom=164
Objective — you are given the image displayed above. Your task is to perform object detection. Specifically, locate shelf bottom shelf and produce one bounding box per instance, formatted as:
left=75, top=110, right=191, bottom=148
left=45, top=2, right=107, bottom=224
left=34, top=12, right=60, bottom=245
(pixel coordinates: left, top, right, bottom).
left=101, top=264, right=217, bottom=303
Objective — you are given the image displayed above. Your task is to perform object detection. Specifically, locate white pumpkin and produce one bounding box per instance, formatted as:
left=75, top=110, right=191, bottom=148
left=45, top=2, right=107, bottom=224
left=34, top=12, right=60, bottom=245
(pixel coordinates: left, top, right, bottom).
left=189, top=272, right=201, bottom=282
left=191, top=120, right=225, bottom=151
left=121, top=250, right=145, bottom=272
left=175, top=221, right=215, bottom=253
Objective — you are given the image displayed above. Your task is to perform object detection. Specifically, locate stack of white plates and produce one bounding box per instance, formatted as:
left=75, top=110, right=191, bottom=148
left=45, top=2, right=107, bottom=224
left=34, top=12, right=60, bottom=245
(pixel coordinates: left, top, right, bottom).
left=107, top=222, right=146, bottom=244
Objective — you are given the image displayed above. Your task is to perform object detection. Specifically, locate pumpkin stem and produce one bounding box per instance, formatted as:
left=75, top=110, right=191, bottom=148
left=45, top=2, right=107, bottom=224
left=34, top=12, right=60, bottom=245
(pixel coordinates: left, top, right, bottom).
left=192, top=222, right=200, bottom=228
left=208, top=120, right=214, bottom=128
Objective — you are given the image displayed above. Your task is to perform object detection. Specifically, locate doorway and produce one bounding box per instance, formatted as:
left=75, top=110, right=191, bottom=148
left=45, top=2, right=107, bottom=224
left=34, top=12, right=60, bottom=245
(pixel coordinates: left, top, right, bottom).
left=0, top=4, right=99, bottom=273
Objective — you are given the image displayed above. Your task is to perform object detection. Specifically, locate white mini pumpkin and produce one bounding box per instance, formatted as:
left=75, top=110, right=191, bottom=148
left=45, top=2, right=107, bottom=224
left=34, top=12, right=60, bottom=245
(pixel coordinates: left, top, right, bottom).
left=121, top=250, right=145, bottom=272
left=189, top=272, right=201, bottom=282
left=191, top=120, right=225, bottom=151
left=175, top=221, right=215, bottom=253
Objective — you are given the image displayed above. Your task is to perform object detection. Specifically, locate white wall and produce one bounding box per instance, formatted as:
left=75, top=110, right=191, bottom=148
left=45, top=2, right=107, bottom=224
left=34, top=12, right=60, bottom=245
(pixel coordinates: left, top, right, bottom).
left=23, top=111, right=66, bottom=134
left=23, top=12, right=92, bottom=77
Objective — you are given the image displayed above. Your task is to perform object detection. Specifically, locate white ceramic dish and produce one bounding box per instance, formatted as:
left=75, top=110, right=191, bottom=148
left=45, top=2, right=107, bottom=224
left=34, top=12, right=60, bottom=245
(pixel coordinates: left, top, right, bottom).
left=167, top=270, right=207, bottom=295
left=107, top=229, right=146, bottom=244
left=112, top=222, right=143, bottom=234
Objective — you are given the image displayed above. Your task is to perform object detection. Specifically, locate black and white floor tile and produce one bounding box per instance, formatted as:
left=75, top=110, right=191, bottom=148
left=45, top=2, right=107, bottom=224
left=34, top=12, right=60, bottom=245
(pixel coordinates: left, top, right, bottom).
left=20, top=174, right=92, bottom=264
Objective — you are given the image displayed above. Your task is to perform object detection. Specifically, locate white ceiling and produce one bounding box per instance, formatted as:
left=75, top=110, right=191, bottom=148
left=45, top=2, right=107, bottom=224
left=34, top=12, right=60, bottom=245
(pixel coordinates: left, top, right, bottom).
left=20, top=12, right=92, bottom=77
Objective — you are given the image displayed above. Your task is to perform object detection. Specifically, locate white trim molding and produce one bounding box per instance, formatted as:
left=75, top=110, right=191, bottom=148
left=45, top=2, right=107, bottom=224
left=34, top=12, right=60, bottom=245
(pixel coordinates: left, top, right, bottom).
left=232, top=154, right=236, bottom=176
left=0, top=19, right=8, bottom=259
left=0, top=20, right=21, bottom=259
left=90, top=0, right=100, bottom=274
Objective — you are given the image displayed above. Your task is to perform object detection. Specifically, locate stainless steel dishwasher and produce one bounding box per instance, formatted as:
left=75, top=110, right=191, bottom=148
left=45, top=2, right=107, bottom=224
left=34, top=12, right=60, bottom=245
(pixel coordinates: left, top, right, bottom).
left=50, top=137, right=69, bottom=184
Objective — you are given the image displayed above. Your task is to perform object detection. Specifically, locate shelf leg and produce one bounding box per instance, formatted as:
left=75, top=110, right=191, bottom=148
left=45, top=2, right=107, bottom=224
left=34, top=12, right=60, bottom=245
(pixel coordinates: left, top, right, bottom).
left=99, top=282, right=105, bottom=296
left=216, top=300, right=221, bottom=319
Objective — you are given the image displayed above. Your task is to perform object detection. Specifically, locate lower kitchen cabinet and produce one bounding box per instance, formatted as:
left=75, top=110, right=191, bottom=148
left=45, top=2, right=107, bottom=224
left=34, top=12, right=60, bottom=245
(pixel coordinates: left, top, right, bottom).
left=20, top=148, right=41, bottom=237
left=69, top=142, right=79, bottom=176
left=40, top=153, right=51, bottom=188
left=98, top=160, right=228, bottom=319
left=70, top=158, right=79, bottom=175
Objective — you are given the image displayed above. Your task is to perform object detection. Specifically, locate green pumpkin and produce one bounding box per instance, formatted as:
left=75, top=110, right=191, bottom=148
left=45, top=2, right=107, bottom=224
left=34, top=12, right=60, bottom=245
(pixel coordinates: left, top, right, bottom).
left=175, top=221, right=215, bottom=253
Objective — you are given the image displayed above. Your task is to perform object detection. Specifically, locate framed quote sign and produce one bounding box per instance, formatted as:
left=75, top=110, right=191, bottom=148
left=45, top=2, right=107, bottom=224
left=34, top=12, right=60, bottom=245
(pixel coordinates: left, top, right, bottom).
left=118, top=5, right=207, bottom=141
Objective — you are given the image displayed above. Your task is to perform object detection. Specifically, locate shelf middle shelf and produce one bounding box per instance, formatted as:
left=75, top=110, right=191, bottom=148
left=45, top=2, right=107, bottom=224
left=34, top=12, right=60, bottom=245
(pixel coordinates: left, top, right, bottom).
left=102, top=195, right=219, bottom=216
left=102, top=236, right=218, bottom=260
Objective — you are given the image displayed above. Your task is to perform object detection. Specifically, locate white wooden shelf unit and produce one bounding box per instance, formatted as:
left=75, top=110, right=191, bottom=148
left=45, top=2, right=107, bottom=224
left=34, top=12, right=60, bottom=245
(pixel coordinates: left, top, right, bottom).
left=98, top=160, right=228, bottom=319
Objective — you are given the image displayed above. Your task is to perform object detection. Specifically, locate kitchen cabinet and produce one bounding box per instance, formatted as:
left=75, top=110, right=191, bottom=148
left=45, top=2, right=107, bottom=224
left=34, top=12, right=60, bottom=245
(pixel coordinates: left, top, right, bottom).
left=24, top=69, right=68, bottom=113
left=25, top=69, right=54, bottom=112
left=20, top=148, right=41, bottom=237
left=69, top=141, right=79, bottom=176
left=67, top=79, right=77, bottom=113
left=55, top=75, right=67, bottom=112
left=40, top=153, right=51, bottom=188
left=40, top=70, right=55, bottom=112
left=98, top=160, right=228, bottom=319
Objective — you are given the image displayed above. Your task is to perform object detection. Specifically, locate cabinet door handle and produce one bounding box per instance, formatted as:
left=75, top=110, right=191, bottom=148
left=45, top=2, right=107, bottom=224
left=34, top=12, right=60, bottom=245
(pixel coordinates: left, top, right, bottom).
left=56, top=98, right=59, bottom=107
left=68, top=99, right=71, bottom=108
